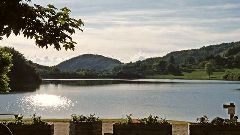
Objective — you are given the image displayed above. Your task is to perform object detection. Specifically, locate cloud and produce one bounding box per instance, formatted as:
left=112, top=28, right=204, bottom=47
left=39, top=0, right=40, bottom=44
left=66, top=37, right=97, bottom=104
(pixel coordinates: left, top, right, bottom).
left=1, top=0, right=240, bottom=65
left=1, top=24, right=240, bottom=65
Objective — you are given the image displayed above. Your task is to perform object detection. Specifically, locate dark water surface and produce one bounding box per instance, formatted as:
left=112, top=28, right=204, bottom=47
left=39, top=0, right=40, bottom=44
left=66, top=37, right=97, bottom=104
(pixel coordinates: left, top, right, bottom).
left=0, top=79, right=240, bottom=122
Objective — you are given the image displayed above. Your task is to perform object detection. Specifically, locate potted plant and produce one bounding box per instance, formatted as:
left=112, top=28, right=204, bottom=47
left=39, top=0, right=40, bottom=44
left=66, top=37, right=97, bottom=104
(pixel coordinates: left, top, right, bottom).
left=113, top=114, right=172, bottom=135
left=0, top=114, right=54, bottom=135
left=189, top=115, right=240, bottom=135
left=69, top=114, right=102, bottom=135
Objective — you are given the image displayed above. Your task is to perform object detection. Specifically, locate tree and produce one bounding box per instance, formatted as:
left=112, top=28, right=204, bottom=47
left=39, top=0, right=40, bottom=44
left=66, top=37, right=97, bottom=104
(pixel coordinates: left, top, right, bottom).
left=153, top=60, right=167, bottom=73
left=184, top=56, right=196, bottom=65
left=233, top=55, right=240, bottom=68
left=0, top=49, right=12, bottom=92
left=0, top=0, right=83, bottom=92
left=169, top=55, right=175, bottom=64
left=166, top=63, right=178, bottom=75
left=214, top=55, right=226, bottom=69
left=205, top=62, right=214, bottom=79
left=199, top=61, right=208, bottom=68
left=2, top=47, right=41, bottom=91
left=0, top=0, right=84, bottom=50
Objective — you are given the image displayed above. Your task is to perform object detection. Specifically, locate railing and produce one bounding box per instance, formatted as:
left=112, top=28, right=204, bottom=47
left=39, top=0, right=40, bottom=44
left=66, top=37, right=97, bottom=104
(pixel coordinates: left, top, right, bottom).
left=0, top=114, right=18, bottom=135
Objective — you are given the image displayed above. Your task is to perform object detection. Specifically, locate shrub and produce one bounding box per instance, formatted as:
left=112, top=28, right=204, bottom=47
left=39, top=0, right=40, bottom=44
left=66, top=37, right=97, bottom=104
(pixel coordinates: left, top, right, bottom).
left=139, top=114, right=170, bottom=125
left=196, top=116, right=239, bottom=125
left=0, top=49, right=12, bottom=92
left=71, top=114, right=101, bottom=123
left=123, top=114, right=170, bottom=125
left=31, top=114, right=48, bottom=125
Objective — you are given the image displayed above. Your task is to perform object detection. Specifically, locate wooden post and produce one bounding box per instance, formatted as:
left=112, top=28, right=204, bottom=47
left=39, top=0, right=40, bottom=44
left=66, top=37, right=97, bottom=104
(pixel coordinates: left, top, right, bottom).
left=223, top=103, right=236, bottom=120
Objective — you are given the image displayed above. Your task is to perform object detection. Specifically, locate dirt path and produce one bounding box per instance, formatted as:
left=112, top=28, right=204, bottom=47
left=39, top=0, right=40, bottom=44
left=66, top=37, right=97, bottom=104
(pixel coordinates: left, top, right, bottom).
left=54, top=122, right=188, bottom=135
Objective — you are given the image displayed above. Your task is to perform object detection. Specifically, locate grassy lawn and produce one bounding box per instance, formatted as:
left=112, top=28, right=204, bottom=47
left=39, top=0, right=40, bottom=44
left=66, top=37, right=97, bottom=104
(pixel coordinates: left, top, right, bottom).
left=147, top=68, right=240, bottom=80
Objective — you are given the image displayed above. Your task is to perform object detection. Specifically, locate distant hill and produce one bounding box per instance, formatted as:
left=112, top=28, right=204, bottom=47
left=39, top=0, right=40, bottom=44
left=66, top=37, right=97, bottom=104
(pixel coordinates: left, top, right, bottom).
left=136, top=41, right=240, bottom=65
left=35, top=41, right=240, bottom=79
left=113, top=41, right=240, bottom=78
left=57, top=54, right=123, bottom=72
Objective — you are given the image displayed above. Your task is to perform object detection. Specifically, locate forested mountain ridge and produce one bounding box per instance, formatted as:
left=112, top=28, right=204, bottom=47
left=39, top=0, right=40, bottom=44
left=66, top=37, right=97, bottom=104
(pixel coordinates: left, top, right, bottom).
left=113, top=41, right=240, bottom=79
left=135, top=41, right=240, bottom=66
left=161, top=41, right=240, bottom=65
left=2, top=41, right=240, bottom=83
left=57, top=54, right=122, bottom=72
left=35, top=41, right=240, bottom=79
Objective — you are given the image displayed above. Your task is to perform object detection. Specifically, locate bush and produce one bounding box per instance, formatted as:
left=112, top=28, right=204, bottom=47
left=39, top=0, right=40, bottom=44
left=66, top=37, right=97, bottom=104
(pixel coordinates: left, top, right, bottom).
left=196, top=116, right=239, bottom=125
left=139, top=115, right=170, bottom=125
left=223, top=71, right=240, bottom=81
left=124, top=114, right=170, bottom=125
left=71, top=114, right=101, bottom=123
left=0, top=49, right=12, bottom=92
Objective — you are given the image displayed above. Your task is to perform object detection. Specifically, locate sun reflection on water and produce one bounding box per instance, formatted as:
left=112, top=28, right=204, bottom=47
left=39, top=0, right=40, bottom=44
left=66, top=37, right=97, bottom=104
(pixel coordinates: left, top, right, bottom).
left=22, top=94, right=73, bottom=111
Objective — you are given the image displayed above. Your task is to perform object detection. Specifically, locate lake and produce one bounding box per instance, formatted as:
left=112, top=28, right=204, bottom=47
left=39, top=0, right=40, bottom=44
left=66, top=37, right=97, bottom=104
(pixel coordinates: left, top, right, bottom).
left=0, top=79, right=240, bottom=122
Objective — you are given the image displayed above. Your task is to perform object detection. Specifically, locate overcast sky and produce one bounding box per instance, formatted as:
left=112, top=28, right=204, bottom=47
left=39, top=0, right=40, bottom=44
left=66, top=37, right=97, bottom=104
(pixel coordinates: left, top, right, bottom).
left=1, top=0, right=240, bottom=66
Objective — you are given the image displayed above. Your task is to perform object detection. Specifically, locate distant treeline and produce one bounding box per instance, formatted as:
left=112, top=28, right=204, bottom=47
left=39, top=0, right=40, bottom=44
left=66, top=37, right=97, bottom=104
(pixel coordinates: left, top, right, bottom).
left=37, top=67, right=113, bottom=79
left=35, top=41, right=240, bottom=80
left=1, top=41, right=240, bottom=92
left=112, top=42, right=240, bottom=80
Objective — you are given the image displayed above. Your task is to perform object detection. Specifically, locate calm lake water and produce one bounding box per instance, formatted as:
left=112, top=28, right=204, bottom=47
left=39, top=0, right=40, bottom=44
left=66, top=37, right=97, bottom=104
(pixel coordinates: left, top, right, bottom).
left=0, top=79, right=240, bottom=122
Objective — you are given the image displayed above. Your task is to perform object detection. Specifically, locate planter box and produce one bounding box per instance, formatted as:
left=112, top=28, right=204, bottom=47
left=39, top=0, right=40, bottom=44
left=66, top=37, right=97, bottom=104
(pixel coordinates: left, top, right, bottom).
left=0, top=124, right=54, bottom=135
left=113, top=123, right=172, bottom=135
left=69, top=121, right=102, bottom=135
left=189, top=124, right=240, bottom=135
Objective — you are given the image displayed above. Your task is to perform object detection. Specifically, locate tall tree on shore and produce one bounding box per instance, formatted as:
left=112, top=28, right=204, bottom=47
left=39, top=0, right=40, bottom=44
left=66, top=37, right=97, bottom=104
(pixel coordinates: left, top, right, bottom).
left=205, top=62, right=214, bottom=79
left=0, top=49, right=12, bottom=92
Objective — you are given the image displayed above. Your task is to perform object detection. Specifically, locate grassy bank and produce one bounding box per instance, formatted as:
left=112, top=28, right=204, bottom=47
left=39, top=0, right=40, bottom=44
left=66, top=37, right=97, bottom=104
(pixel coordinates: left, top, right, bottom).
left=147, top=69, right=240, bottom=80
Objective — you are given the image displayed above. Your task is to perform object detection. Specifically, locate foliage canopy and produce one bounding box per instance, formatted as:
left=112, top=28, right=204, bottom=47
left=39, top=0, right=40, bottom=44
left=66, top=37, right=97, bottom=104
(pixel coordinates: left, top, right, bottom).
left=205, top=62, right=214, bottom=79
left=0, top=0, right=84, bottom=50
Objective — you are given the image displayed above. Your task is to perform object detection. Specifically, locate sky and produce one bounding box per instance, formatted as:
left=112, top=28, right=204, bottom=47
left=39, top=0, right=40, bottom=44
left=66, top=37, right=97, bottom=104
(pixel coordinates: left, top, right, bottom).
left=1, top=0, right=240, bottom=66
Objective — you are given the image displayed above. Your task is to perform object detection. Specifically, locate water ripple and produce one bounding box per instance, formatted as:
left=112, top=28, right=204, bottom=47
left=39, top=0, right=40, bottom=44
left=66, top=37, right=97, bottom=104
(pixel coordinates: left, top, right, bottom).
left=21, top=94, right=73, bottom=111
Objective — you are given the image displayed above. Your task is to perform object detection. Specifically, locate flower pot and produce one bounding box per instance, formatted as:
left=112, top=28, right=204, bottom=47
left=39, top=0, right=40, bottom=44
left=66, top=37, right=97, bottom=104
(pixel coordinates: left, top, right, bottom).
left=0, top=124, right=54, bottom=135
left=113, top=123, right=172, bottom=135
left=189, top=124, right=240, bottom=135
left=69, top=121, right=102, bottom=135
